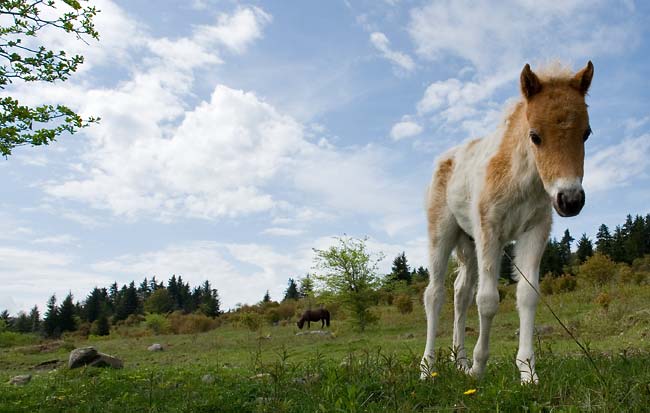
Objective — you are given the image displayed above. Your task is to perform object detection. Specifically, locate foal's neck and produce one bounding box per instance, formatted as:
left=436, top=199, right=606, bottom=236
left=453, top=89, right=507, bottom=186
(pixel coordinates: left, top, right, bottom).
left=502, top=101, right=543, bottom=192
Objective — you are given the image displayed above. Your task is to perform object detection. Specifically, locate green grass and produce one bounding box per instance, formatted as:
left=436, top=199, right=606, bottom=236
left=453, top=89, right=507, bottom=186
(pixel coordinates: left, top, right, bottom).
left=1, top=283, right=649, bottom=412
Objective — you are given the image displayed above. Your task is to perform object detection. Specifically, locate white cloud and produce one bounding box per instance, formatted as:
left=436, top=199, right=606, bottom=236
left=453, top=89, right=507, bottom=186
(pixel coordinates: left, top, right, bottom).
left=370, top=32, right=415, bottom=72
left=0, top=247, right=114, bottom=313
left=195, top=6, right=272, bottom=54
left=390, top=120, right=423, bottom=140
left=32, top=235, right=79, bottom=245
left=584, top=134, right=650, bottom=193
left=93, top=241, right=310, bottom=309
left=404, top=0, right=639, bottom=138
left=263, top=227, right=305, bottom=237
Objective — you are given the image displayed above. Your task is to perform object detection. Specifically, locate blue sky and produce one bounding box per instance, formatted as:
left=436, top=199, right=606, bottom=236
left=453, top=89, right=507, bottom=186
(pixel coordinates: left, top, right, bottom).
left=2, top=0, right=649, bottom=313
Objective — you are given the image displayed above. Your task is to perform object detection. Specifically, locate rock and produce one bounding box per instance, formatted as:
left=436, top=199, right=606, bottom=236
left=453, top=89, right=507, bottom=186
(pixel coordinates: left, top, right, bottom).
left=68, top=347, right=123, bottom=369
left=32, top=359, right=62, bottom=371
left=202, top=374, right=215, bottom=384
left=88, top=354, right=123, bottom=369
left=68, top=347, right=99, bottom=369
left=402, top=333, right=415, bottom=339
left=249, top=373, right=270, bottom=379
left=295, top=330, right=332, bottom=337
left=292, top=373, right=321, bottom=385
left=258, top=334, right=271, bottom=340
left=8, top=375, right=31, bottom=386
left=148, top=343, right=164, bottom=352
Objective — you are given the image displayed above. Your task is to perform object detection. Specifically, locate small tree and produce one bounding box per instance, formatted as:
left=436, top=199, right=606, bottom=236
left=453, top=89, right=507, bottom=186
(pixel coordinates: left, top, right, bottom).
left=313, top=236, right=383, bottom=331
left=43, top=294, right=60, bottom=337
left=389, top=252, right=412, bottom=284
left=262, top=290, right=271, bottom=303
left=579, top=253, right=617, bottom=286
left=58, top=292, right=77, bottom=333
left=0, top=0, right=100, bottom=156
left=576, top=233, right=594, bottom=264
left=284, top=278, right=300, bottom=301
left=144, top=289, right=174, bottom=314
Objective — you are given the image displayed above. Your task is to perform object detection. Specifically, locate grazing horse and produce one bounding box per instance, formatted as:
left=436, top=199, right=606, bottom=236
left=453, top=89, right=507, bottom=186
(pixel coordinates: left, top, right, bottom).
left=421, top=62, right=594, bottom=384
left=297, top=308, right=331, bottom=329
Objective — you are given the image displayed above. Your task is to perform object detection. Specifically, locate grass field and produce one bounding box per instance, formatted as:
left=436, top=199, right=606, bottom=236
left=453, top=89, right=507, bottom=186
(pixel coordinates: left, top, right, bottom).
left=1, top=283, right=649, bottom=412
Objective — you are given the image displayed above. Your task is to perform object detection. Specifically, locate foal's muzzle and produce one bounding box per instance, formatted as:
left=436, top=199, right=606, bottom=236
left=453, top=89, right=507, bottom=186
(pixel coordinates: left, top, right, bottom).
left=554, top=188, right=585, bottom=217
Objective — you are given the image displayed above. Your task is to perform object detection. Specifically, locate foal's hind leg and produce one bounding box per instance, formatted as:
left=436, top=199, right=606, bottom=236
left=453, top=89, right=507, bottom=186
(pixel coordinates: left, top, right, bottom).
left=420, top=209, right=460, bottom=379
left=451, top=234, right=478, bottom=372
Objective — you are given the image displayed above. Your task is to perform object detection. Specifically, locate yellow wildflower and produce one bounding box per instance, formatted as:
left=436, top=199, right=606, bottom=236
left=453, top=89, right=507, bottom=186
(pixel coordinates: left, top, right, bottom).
left=430, top=372, right=438, bottom=378
left=463, top=388, right=477, bottom=395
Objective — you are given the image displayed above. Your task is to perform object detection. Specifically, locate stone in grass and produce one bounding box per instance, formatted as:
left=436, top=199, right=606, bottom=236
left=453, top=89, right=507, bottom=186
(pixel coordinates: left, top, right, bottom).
left=68, top=347, right=123, bottom=369
left=249, top=373, right=270, bottom=380
left=295, top=330, right=332, bottom=337
left=8, top=375, right=31, bottom=386
left=148, top=343, right=164, bottom=352
left=202, top=374, right=215, bottom=384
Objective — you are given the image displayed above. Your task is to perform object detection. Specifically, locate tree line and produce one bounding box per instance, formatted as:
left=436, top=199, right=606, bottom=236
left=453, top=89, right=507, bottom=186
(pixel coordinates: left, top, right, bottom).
left=1, top=276, right=220, bottom=338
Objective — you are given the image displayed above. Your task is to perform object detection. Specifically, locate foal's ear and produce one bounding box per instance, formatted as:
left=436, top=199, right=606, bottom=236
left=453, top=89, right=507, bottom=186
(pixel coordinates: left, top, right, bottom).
left=520, top=63, right=542, bottom=99
left=571, top=61, right=594, bottom=95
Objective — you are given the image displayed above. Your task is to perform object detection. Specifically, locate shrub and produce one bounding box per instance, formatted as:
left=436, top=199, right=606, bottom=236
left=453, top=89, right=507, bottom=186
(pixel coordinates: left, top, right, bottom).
left=0, top=331, right=39, bottom=348
left=394, top=294, right=413, bottom=314
left=265, top=308, right=281, bottom=324
left=540, top=274, right=555, bottom=295
left=91, top=315, right=110, bottom=336
left=554, top=274, right=577, bottom=293
left=145, top=313, right=171, bottom=335
left=239, top=312, right=262, bottom=332
left=594, top=292, right=611, bottom=312
left=168, top=312, right=219, bottom=334
left=579, top=253, right=616, bottom=286
left=276, top=301, right=296, bottom=320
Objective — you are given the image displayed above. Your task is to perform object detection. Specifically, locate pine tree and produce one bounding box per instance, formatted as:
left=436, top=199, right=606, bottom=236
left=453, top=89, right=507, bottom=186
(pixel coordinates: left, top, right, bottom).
left=13, top=312, right=31, bottom=333
left=29, top=306, right=40, bottom=333
left=390, top=252, right=412, bottom=284
left=94, top=313, right=110, bottom=336
left=43, top=295, right=60, bottom=337
left=84, top=287, right=104, bottom=323
left=540, top=238, right=563, bottom=277
left=576, top=233, right=594, bottom=264
left=611, top=225, right=626, bottom=262
left=198, top=281, right=220, bottom=317
left=559, top=229, right=574, bottom=270
left=299, top=275, right=314, bottom=298
left=284, top=278, right=300, bottom=301
left=262, top=290, right=271, bottom=303
left=138, top=277, right=151, bottom=302
left=595, top=224, right=613, bottom=257
left=415, top=266, right=429, bottom=282
left=58, top=293, right=77, bottom=333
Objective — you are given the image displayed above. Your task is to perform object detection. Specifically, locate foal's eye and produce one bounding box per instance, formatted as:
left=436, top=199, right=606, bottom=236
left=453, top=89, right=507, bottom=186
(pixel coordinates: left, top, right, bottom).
left=530, top=131, right=542, bottom=146
left=583, top=126, right=592, bottom=142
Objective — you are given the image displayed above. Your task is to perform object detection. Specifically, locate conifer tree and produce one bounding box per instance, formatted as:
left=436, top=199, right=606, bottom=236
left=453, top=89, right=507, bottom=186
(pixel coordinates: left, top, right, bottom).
left=43, top=295, right=60, bottom=337
left=576, top=233, right=594, bottom=264
left=284, top=278, right=300, bottom=301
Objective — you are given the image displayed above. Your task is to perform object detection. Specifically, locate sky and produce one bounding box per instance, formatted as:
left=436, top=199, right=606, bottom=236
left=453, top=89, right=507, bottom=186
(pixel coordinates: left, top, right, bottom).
left=2, top=0, right=650, bottom=314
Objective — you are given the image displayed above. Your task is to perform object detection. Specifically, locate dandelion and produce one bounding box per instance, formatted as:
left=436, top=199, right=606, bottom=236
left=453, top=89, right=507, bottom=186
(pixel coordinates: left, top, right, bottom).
left=430, top=372, right=438, bottom=378
left=463, top=388, right=477, bottom=395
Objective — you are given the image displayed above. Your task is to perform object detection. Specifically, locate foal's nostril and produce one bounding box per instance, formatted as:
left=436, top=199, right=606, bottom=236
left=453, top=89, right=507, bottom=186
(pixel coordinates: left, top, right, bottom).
left=556, top=189, right=585, bottom=216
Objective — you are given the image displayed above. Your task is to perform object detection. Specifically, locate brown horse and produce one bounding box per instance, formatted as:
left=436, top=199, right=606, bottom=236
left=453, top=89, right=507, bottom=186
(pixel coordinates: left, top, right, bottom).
left=297, top=308, right=330, bottom=329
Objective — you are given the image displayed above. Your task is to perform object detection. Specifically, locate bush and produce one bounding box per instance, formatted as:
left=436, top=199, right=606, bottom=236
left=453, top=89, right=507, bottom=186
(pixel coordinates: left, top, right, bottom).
left=265, top=308, right=281, bottom=324
left=540, top=274, right=555, bottom=295
left=0, top=331, right=39, bottom=348
left=145, top=313, right=171, bottom=335
left=276, top=301, right=296, bottom=320
left=594, top=292, right=611, bottom=312
left=554, top=274, right=577, bottom=293
left=394, top=294, right=413, bottom=314
left=168, top=312, right=219, bottom=334
left=91, top=315, right=110, bottom=336
left=239, top=312, right=262, bottom=332
left=579, top=253, right=616, bottom=286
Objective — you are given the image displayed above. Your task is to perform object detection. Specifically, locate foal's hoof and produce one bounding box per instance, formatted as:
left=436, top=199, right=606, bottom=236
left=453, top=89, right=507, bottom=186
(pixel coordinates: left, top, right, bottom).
left=468, top=366, right=484, bottom=379
left=520, top=372, right=539, bottom=385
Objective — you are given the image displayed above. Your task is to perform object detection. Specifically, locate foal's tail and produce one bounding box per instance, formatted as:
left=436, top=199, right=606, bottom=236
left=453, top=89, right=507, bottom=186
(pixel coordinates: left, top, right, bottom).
left=325, top=310, right=331, bottom=327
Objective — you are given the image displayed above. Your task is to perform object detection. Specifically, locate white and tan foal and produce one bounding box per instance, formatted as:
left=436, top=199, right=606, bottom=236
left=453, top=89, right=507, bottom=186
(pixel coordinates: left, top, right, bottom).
left=421, top=61, right=594, bottom=384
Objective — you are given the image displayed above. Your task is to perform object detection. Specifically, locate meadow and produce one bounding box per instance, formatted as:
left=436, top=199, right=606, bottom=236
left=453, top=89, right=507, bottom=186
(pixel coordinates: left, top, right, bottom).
left=1, top=282, right=649, bottom=412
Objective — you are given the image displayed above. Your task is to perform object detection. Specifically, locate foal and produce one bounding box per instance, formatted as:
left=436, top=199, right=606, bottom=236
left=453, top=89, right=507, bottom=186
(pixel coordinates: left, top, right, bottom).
left=421, top=62, right=594, bottom=384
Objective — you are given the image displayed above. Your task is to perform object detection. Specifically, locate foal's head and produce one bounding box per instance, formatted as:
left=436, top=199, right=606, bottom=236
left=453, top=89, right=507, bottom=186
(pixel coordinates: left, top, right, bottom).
left=520, top=61, right=594, bottom=217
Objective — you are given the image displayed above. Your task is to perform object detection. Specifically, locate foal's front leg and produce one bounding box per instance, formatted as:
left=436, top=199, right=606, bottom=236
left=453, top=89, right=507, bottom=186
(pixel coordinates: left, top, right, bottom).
left=513, top=219, right=550, bottom=384
left=470, top=230, right=502, bottom=379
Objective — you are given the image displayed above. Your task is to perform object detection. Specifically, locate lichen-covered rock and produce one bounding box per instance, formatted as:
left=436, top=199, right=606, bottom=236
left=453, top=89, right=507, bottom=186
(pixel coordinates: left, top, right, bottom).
left=68, top=347, right=99, bottom=369
left=68, top=347, right=123, bottom=369
left=8, top=375, right=31, bottom=386
left=148, top=343, right=163, bottom=352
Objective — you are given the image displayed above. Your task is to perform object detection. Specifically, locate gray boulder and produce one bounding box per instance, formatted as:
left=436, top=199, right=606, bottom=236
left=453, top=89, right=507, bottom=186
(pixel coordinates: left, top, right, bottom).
left=8, top=374, right=31, bottom=386
left=148, top=343, right=164, bottom=352
left=202, top=374, right=215, bottom=384
left=68, top=347, right=123, bottom=369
